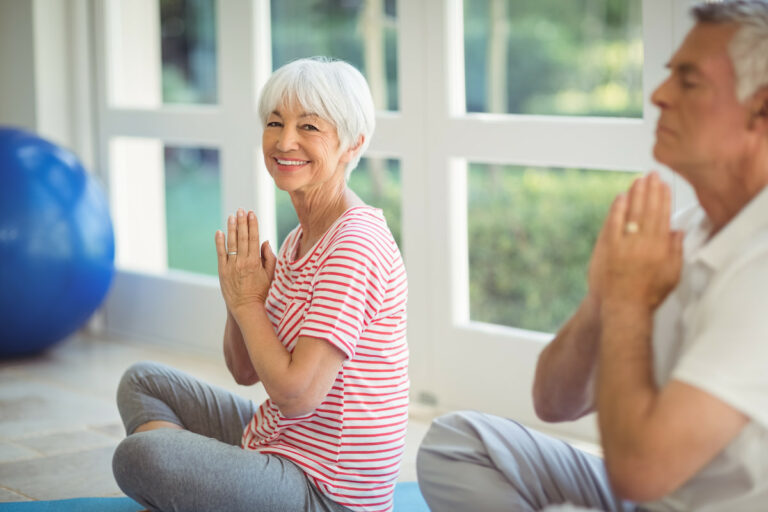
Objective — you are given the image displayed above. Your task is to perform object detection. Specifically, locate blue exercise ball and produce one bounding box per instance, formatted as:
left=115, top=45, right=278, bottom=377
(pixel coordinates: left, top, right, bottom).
left=0, top=127, right=115, bottom=356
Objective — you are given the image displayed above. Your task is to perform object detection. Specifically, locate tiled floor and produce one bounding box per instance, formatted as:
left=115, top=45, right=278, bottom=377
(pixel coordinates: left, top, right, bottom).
left=0, top=333, right=433, bottom=503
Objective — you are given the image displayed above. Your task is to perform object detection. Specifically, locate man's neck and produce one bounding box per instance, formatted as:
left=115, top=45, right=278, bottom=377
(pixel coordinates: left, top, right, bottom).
left=690, top=154, right=768, bottom=236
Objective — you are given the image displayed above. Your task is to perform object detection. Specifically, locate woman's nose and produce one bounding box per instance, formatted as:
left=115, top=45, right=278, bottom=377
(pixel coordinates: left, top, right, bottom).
left=276, top=127, right=298, bottom=151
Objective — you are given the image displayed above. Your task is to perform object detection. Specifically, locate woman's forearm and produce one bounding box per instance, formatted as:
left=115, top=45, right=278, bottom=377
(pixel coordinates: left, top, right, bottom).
left=223, top=309, right=260, bottom=385
left=231, top=303, right=344, bottom=418
left=231, top=304, right=295, bottom=398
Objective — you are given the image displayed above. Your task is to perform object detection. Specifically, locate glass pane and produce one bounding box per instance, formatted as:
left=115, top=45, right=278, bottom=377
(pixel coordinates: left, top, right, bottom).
left=468, top=164, right=639, bottom=333
left=276, top=158, right=402, bottom=250
left=271, top=0, right=398, bottom=111
left=464, top=0, right=642, bottom=117
left=160, top=0, right=218, bottom=104
left=165, top=146, right=221, bottom=275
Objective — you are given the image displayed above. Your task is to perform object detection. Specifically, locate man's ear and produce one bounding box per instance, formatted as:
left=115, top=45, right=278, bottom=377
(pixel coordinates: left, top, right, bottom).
left=341, top=135, right=365, bottom=163
left=748, top=86, right=768, bottom=132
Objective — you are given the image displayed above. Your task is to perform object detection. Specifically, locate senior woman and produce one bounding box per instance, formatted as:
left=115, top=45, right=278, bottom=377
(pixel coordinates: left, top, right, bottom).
left=112, top=57, right=409, bottom=512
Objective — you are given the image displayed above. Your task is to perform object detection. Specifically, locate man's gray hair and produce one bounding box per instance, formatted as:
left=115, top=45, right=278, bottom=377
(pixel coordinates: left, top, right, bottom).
left=258, top=57, right=375, bottom=179
left=692, top=0, right=768, bottom=101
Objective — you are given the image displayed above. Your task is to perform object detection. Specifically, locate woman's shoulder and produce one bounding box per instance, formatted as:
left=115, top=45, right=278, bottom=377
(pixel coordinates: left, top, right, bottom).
left=320, top=207, right=399, bottom=263
left=331, top=206, right=394, bottom=242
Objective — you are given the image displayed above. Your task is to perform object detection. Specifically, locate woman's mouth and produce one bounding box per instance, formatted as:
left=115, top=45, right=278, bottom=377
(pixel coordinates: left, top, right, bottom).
left=274, top=158, right=309, bottom=170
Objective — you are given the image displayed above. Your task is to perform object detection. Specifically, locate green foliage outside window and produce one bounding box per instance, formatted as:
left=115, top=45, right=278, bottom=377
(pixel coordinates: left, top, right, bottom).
left=464, top=0, right=643, bottom=117
left=468, top=165, right=639, bottom=332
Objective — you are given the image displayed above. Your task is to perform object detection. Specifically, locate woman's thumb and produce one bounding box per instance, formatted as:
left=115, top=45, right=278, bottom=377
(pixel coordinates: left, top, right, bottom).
left=262, top=241, right=276, bottom=276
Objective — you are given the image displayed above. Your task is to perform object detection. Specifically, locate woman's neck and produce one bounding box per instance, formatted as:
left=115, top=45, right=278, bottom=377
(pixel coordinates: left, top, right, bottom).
left=290, top=181, right=364, bottom=258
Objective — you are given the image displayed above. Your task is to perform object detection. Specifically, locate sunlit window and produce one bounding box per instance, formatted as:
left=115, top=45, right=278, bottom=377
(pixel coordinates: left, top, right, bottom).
left=160, top=0, right=218, bottom=104
left=271, top=0, right=398, bottom=111
left=468, top=164, right=639, bottom=332
left=164, top=146, right=220, bottom=276
left=464, top=0, right=643, bottom=117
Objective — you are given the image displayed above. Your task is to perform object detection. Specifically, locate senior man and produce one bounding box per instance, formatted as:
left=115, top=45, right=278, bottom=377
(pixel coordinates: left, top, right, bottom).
left=417, top=1, right=768, bottom=510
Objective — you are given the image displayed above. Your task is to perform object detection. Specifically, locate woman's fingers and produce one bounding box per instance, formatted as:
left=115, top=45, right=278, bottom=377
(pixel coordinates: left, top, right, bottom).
left=227, top=214, right=237, bottom=255
left=262, top=240, right=276, bottom=278
left=248, top=211, right=260, bottom=261
left=215, top=230, right=227, bottom=267
left=236, top=208, right=249, bottom=257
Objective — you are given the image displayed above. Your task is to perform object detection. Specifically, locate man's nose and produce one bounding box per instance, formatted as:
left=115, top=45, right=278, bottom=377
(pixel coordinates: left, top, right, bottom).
left=651, top=76, right=673, bottom=110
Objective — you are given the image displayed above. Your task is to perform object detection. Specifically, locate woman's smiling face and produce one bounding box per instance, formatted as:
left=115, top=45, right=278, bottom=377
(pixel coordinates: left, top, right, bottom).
left=262, top=100, right=352, bottom=193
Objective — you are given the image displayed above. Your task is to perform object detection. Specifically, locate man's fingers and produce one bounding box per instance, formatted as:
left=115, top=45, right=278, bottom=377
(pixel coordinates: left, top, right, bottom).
left=607, top=193, right=629, bottom=240
left=645, top=173, right=662, bottom=234
left=626, top=175, right=647, bottom=230
left=657, top=181, right=672, bottom=235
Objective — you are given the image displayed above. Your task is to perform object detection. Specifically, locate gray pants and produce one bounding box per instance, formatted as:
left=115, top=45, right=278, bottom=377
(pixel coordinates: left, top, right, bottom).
left=112, top=361, right=350, bottom=512
left=416, top=410, right=635, bottom=512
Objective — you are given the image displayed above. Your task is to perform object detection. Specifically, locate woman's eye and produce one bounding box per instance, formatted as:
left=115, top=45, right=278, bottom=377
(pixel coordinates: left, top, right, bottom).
left=302, top=124, right=319, bottom=131
left=266, top=121, right=282, bottom=127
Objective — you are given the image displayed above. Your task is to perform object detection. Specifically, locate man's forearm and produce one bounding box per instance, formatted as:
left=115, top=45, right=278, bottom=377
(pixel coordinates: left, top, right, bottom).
left=597, top=301, right=657, bottom=480
left=533, top=294, right=602, bottom=421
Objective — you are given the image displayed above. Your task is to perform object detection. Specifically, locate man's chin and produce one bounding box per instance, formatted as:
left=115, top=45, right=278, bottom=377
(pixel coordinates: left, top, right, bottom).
left=652, top=143, right=673, bottom=168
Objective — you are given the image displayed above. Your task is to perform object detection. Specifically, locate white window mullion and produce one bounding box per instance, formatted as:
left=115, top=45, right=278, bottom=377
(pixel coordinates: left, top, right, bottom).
left=218, top=0, right=275, bottom=245
left=446, top=117, right=650, bottom=171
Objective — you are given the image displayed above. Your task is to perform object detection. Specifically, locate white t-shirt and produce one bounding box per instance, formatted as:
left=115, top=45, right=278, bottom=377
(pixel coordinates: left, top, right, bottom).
left=644, top=187, right=768, bottom=511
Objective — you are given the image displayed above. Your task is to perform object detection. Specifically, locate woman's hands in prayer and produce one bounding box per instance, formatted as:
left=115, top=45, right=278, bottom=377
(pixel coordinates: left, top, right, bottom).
left=215, top=208, right=277, bottom=319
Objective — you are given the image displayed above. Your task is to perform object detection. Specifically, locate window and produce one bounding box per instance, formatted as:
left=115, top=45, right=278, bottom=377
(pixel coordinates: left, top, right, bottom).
left=464, top=0, right=643, bottom=117
left=160, top=0, right=218, bottom=104
left=468, top=164, right=638, bottom=332
left=164, top=146, right=221, bottom=275
left=271, top=0, right=398, bottom=111
left=92, top=0, right=688, bottom=441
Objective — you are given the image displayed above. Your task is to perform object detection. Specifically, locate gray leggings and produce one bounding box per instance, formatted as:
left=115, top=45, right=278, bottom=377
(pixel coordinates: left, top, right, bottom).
left=112, top=361, right=350, bottom=512
left=417, top=410, right=636, bottom=512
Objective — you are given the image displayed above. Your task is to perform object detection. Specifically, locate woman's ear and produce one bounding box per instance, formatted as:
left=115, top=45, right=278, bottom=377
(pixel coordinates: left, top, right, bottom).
left=341, top=135, right=365, bottom=163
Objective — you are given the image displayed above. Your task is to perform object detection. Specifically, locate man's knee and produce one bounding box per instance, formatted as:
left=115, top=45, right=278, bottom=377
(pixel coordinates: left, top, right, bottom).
left=417, top=411, right=488, bottom=484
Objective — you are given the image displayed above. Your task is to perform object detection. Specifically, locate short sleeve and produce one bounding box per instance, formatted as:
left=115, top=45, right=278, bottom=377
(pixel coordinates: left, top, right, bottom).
left=299, top=234, right=388, bottom=359
left=673, top=257, right=768, bottom=427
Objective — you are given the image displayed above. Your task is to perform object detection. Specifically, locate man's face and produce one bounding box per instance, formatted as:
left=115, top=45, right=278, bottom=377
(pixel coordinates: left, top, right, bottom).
left=651, top=22, right=750, bottom=177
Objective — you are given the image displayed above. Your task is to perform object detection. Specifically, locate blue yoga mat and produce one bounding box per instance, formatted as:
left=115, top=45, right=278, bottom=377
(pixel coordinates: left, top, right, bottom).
left=0, top=481, right=429, bottom=511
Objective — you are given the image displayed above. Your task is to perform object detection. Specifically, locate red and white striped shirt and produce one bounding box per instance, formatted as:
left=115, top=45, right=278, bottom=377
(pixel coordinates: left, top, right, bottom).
left=241, top=206, right=409, bottom=512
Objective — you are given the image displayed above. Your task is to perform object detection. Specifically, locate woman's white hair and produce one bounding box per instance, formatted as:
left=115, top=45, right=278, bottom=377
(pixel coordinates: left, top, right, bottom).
left=258, top=57, right=375, bottom=179
left=692, top=0, right=768, bottom=102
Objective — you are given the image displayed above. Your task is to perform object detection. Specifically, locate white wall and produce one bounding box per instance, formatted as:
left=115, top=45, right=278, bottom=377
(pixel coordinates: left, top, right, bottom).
left=0, top=1, right=38, bottom=132
left=0, top=0, right=95, bottom=167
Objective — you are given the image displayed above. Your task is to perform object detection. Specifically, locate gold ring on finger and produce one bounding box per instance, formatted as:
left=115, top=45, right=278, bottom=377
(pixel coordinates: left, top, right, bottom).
left=624, top=221, right=640, bottom=235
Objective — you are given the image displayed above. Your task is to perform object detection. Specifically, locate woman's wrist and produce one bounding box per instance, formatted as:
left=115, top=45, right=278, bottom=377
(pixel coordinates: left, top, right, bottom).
left=231, top=301, right=267, bottom=325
